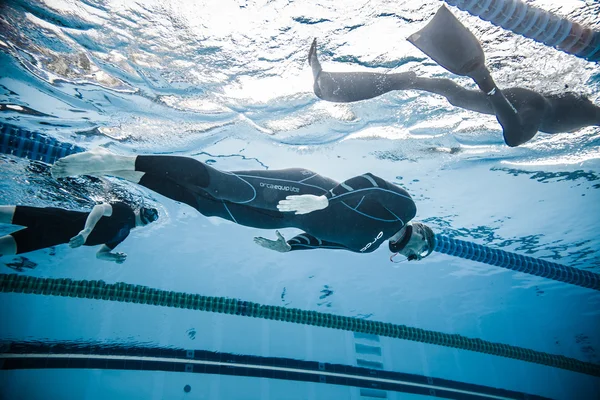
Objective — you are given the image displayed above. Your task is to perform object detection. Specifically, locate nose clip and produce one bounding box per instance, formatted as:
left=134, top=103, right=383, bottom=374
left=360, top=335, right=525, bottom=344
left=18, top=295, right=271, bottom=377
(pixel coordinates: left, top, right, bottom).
left=390, top=253, right=408, bottom=264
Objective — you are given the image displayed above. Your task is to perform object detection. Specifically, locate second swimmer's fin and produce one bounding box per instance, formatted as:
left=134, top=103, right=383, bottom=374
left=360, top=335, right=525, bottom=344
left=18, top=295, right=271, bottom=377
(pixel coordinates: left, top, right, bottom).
left=408, top=5, right=485, bottom=77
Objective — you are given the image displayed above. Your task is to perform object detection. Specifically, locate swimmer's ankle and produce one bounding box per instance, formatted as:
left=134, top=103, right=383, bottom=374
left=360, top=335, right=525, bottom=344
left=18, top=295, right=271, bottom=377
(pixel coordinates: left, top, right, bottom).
left=470, top=66, right=496, bottom=94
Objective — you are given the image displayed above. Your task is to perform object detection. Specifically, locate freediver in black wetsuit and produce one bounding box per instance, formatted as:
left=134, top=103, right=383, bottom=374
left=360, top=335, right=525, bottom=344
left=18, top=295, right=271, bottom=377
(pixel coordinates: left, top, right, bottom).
left=0, top=202, right=158, bottom=263
left=308, top=5, right=600, bottom=147
left=51, top=150, right=435, bottom=261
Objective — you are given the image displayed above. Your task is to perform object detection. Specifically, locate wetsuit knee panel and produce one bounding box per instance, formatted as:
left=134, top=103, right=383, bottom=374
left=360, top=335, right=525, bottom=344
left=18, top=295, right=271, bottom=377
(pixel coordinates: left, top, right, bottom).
left=138, top=173, right=201, bottom=210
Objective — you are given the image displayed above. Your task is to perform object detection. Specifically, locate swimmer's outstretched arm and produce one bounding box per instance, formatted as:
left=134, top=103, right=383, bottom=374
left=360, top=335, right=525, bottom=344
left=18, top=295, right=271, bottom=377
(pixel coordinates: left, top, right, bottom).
left=253, top=230, right=349, bottom=252
left=254, top=231, right=291, bottom=252
left=69, top=203, right=113, bottom=248
left=286, top=232, right=350, bottom=251
left=96, top=244, right=127, bottom=264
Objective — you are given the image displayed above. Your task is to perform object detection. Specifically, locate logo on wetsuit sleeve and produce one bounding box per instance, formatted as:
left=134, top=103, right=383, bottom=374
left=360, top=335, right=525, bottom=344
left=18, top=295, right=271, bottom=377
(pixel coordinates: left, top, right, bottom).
left=259, top=182, right=300, bottom=192
left=360, top=231, right=384, bottom=252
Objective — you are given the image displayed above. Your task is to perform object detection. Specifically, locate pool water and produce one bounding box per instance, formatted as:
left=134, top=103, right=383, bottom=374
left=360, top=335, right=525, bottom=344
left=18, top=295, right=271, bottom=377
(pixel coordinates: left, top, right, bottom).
left=1, top=0, right=599, bottom=399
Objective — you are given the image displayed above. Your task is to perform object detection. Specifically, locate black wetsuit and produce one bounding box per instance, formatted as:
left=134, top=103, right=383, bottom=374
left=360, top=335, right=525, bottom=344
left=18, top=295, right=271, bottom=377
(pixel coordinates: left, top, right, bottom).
left=135, top=156, right=416, bottom=253
left=11, top=202, right=136, bottom=254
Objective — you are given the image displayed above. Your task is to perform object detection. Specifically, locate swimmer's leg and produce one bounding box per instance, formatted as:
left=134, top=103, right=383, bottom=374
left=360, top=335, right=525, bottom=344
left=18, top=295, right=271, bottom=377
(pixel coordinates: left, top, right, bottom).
left=410, top=60, right=544, bottom=146
left=133, top=172, right=288, bottom=227
left=99, top=170, right=210, bottom=212
left=134, top=155, right=255, bottom=203
left=408, top=77, right=494, bottom=115
left=309, top=38, right=417, bottom=102
left=100, top=170, right=231, bottom=220
left=53, top=152, right=255, bottom=203
left=3, top=227, right=56, bottom=257
left=0, top=235, right=17, bottom=256
left=0, top=206, right=16, bottom=224
left=134, top=164, right=332, bottom=212
left=407, top=5, right=543, bottom=146
left=136, top=173, right=205, bottom=210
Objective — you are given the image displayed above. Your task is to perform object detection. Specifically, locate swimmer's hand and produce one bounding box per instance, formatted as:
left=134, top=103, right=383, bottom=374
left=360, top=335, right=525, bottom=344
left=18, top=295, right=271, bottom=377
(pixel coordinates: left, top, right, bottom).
left=277, top=194, right=328, bottom=215
left=97, top=251, right=127, bottom=264
left=96, top=245, right=127, bottom=263
left=254, top=230, right=291, bottom=253
left=69, top=228, right=92, bottom=248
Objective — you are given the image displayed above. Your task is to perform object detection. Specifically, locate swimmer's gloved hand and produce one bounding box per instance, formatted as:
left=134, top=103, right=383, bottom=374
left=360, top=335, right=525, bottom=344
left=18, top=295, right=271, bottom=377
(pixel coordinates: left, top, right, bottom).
left=69, top=228, right=92, bottom=248
left=254, top=230, right=292, bottom=253
left=277, top=195, right=329, bottom=215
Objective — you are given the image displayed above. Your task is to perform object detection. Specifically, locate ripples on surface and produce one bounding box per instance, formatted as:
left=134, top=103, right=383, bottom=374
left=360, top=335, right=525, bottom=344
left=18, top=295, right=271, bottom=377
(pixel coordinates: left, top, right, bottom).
left=0, top=0, right=598, bottom=151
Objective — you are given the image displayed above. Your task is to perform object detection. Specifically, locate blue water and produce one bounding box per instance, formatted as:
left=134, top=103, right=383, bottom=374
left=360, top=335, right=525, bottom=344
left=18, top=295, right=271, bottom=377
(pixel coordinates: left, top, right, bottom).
left=1, top=0, right=600, bottom=398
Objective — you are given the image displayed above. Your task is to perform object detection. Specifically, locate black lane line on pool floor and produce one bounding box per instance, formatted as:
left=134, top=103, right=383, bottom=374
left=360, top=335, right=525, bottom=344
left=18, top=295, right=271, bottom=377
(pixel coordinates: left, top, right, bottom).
left=1, top=342, right=548, bottom=400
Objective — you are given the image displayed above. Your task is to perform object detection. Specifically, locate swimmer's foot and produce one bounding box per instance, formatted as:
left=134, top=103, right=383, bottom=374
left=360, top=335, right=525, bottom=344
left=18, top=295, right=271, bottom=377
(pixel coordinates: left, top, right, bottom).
left=52, top=148, right=136, bottom=178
